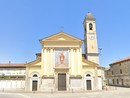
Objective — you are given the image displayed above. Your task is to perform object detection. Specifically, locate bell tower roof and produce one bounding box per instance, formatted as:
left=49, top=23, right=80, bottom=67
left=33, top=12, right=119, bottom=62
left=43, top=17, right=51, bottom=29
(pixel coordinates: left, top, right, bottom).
left=85, top=12, right=96, bottom=21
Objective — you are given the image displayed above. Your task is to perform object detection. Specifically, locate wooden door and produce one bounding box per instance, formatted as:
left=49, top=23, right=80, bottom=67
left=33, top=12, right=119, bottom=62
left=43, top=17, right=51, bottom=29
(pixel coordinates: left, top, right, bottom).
left=86, top=80, right=92, bottom=90
left=58, top=73, right=66, bottom=91
left=32, top=80, right=38, bottom=91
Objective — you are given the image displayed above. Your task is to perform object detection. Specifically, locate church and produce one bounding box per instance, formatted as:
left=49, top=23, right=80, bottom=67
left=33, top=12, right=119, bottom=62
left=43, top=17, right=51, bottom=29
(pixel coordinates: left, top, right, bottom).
left=25, top=12, right=104, bottom=92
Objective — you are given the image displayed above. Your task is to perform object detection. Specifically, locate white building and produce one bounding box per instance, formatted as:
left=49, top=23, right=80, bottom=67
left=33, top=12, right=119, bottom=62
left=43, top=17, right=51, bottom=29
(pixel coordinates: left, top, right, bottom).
left=0, top=63, right=25, bottom=91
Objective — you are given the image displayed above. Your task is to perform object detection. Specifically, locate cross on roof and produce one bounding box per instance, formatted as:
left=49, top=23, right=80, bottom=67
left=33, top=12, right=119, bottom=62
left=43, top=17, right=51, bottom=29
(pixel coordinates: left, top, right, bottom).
left=60, top=26, right=64, bottom=32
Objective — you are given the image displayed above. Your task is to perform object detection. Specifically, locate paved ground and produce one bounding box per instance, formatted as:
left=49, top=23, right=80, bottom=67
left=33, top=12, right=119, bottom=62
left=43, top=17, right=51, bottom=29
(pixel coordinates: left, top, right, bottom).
left=0, top=87, right=130, bottom=98
left=0, top=93, right=27, bottom=98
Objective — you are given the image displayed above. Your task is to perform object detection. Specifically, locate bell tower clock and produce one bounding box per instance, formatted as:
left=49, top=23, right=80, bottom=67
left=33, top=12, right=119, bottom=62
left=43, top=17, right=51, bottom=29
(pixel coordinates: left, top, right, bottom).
left=84, top=12, right=99, bottom=64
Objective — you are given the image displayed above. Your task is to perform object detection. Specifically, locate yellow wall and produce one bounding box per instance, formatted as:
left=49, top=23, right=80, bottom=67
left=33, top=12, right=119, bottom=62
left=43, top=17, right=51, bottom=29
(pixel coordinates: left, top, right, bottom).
left=26, top=66, right=41, bottom=77
left=82, top=66, right=96, bottom=76
left=41, top=40, right=83, bottom=76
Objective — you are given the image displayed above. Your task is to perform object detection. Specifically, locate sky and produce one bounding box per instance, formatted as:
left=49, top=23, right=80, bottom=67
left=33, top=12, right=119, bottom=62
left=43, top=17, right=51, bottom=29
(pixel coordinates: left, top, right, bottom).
left=0, top=0, right=130, bottom=67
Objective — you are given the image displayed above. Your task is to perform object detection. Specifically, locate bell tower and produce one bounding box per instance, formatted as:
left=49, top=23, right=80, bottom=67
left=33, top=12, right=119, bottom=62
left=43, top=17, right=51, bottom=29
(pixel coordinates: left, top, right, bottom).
left=84, top=12, right=99, bottom=64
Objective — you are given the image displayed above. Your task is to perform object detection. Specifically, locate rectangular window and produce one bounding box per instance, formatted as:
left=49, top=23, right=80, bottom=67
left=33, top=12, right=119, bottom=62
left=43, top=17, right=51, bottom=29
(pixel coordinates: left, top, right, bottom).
left=117, top=79, right=119, bottom=84
left=120, top=69, right=122, bottom=74
left=113, top=79, right=114, bottom=84
left=112, top=71, right=113, bottom=75
left=121, top=79, right=124, bottom=86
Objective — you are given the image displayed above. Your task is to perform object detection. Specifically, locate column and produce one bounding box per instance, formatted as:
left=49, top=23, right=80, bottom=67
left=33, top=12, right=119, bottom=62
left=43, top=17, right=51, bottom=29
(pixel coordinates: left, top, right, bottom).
left=68, top=49, right=71, bottom=68
left=94, top=67, right=98, bottom=90
left=53, top=49, right=55, bottom=68
left=41, top=48, right=44, bottom=75
left=47, top=48, right=50, bottom=75
left=77, top=48, right=80, bottom=75
left=50, top=48, right=53, bottom=75
left=70, top=48, right=74, bottom=74
left=43, top=48, right=47, bottom=75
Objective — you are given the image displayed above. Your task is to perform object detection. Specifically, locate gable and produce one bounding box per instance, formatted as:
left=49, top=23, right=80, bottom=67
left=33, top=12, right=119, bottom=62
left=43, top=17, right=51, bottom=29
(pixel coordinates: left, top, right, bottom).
left=82, top=57, right=98, bottom=67
left=39, top=32, right=82, bottom=42
left=26, top=58, right=41, bottom=66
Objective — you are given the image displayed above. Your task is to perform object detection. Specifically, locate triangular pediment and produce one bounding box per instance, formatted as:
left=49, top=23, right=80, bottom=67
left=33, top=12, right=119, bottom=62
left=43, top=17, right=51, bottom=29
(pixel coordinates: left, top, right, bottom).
left=40, top=32, right=82, bottom=42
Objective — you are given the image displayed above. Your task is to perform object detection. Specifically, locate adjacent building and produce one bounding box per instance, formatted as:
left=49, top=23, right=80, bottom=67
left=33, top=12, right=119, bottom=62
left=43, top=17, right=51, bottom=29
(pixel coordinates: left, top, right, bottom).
left=105, top=57, right=130, bottom=87
left=0, top=63, right=25, bottom=91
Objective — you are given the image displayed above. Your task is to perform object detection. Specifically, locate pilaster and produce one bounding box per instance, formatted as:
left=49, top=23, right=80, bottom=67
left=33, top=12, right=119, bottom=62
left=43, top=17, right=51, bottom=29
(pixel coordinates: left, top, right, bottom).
left=70, top=48, right=74, bottom=74
left=77, top=48, right=80, bottom=74
left=50, top=48, right=54, bottom=75
left=43, top=48, right=47, bottom=75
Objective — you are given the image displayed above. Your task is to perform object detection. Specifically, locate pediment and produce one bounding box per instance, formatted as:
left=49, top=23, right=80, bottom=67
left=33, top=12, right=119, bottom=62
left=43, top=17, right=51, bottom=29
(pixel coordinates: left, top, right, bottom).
left=40, top=32, right=82, bottom=42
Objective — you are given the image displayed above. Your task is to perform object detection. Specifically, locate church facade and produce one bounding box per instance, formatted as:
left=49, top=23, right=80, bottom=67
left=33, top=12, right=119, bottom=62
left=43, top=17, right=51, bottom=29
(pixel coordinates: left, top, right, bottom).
left=25, top=12, right=104, bottom=92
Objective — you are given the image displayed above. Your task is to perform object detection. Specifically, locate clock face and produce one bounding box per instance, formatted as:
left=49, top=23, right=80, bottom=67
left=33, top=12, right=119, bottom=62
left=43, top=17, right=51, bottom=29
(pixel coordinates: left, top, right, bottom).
left=89, top=35, right=95, bottom=40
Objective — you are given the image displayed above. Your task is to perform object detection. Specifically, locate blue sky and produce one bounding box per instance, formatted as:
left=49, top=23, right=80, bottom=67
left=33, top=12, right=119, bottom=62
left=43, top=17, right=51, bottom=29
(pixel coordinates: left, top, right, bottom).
left=0, top=0, right=130, bottom=67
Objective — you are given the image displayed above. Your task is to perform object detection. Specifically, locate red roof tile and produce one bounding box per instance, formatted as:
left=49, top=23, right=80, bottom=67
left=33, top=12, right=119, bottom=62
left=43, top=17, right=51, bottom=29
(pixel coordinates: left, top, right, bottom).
left=0, top=64, right=25, bottom=68
left=110, top=57, right=130, bottom=65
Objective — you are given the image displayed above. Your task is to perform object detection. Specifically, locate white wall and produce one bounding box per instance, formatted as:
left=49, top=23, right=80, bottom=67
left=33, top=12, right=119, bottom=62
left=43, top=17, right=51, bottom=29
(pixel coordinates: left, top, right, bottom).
left=70, top=78, right=82, bottom=91
left=98, top=77, right=102, bottom=90
left=0, top=68, right=25, bottom=76
left=0, top=80, right=25, bottom=91
left=41, top=79, right=54, bottom=91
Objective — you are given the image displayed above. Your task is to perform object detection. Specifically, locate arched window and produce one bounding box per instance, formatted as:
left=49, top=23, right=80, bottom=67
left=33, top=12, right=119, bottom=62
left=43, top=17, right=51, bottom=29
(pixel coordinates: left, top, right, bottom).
left=86, top=74, right=91, bottom=77
left=89, top=23, right=93, bottom=30
left=33, top=74, right=38, bottom=77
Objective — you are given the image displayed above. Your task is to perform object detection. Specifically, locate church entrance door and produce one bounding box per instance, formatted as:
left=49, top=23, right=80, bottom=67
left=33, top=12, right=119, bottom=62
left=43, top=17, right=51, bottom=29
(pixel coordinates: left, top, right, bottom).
left=58, top=73, right=66, bottom=91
